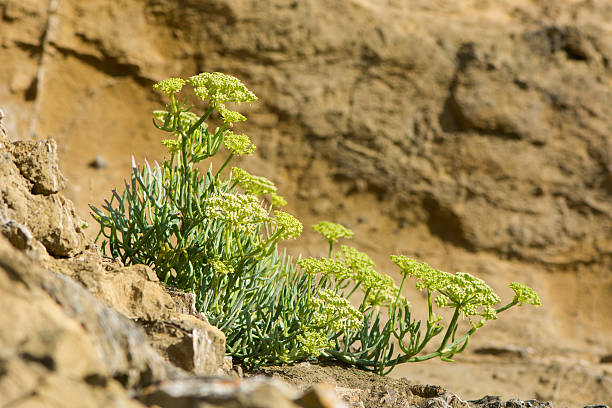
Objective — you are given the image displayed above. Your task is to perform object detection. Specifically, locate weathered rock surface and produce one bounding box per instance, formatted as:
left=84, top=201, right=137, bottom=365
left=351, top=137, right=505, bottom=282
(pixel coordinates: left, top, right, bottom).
left=0, top=235, right=173, bottom=406
left=46, top=249, right=228, bottom=377
left=0, top=126, right=229, bottom=379
left=0, top=135, right=85, bottom=257
left=138, top=377, right=305, bottom=408
left=257, top=363, right=569, bottom=408
left=140, top=315, right=226, bottom=377
left=12, top=138, right=67, bottom=194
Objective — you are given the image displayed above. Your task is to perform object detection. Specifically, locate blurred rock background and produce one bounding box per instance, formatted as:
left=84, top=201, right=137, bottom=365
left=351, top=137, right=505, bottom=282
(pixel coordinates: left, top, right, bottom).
left=1, top=0, right=611, bottom=405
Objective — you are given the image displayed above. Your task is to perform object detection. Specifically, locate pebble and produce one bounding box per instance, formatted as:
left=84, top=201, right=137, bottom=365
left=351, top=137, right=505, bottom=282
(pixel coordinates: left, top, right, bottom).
left=89, top=155, right=108, bottom=169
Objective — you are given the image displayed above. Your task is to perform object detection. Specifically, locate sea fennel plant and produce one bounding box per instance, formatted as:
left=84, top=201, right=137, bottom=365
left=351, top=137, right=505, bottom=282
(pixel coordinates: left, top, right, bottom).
left=91, top=72, right=541, bottom=374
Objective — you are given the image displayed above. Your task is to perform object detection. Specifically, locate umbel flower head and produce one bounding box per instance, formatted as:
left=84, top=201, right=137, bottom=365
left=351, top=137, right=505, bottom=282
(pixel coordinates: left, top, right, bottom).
left=510, top=282, right=542, bottom=306
left=217, top=104, right=247, bottom=124
left=211, top=259, right=234, bottom=275
left=153, top=77, right=185, bottom=95
left=273, top=210, right=303, bottom=240
left=188, top=72, right=258, bottom=107
left=224, top=132, right=255, bottom=156
left=205, top=192, right=270, bottom=234
left=154, top=110, right=204, bottom=136
left=338, top=246, right=405, bottom=308
left=391, top=255, right=500, bottom=319
left=297, top=257, right=347, bottom=278
left=296, top=287, right=365, bottom=357
left=297, top=329, right=330, bottom=358
left=312, top=221, right=354, bottom=244
left=270, top=193, right=287, bottom=207
left=231, top=167, right=276, bottom=195
left=309, top=289, right=363, bottom=332
left=298, top=247, right=405, bottom=309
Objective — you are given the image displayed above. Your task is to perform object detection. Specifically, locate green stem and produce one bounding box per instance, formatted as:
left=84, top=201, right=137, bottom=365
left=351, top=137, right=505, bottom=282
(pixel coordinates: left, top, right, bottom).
left=236, top=234, right=245, bottom=257
left=394, top=273, right=409, bottom=305
left=215, top=153, right=235, bottom=179
left=188, top=105, right=215, bottom=135
left=496, top=300, right=518, bottom=314
left=427, top=290, right=434, bottom=323
left=346, top=281, right=362, bottom=299
left=438, top=307, right=460, bottom=352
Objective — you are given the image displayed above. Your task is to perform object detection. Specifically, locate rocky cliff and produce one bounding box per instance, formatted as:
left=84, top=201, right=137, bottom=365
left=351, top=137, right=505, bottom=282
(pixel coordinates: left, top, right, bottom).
left=1, top=0, right=611, bottom=406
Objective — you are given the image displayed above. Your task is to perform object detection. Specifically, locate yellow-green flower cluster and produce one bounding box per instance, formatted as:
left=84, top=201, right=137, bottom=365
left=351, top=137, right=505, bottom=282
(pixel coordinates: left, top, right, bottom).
left=270, top=193, right=287, bottom=207
left=310, top=289, right=363, bottom=332
left=298, top=247, right=404, bottom=308
left=312, top=221, right=354, bottom=244
left=211, top=260, right=234, bottom=275
left=297, top=329, right=330, bottom=357
left=273, top=210, right=303, bottom=240
left=153, top=77, right=185, bottom=95
left=217, top=104, right=246, bottom=124
left=188, top=72, right=257, bottom=107
left=154, top=110, right=205, bottom=153
left=338, top=245, right=375, bottom=277
left=161, top=139, right=180, bottom=153
left=224, top=131, right=255, bottom=156
left=510, top=282, right=541, bottom=306
left=366, top=274, right=405, bottom=308
left=392, top=255, right=500, bottom=319
left=297, top=257, right=348, bottom=278
left=153, top=110, right=200, bottom=129
left=205, top=192, right=270, bottom=234
left=231, top=167, right=276, bottom=195
left=391, top=256, right=450, bottom=291
left=339, top=246, right=404, bottom=308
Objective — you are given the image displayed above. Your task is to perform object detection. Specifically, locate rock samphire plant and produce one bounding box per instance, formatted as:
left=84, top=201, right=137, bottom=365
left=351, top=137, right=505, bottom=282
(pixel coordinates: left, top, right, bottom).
left=91, top=72, right=541, bottom=374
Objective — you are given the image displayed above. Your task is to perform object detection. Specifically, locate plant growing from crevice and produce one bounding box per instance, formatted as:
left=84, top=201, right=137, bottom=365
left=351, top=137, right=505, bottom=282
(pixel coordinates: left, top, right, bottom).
left=91, top=72, right=541, bottom=374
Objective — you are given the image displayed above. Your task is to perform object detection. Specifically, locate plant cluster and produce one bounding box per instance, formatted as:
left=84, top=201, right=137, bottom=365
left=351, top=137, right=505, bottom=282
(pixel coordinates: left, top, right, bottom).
left=92, top=72, right=541, bottom=374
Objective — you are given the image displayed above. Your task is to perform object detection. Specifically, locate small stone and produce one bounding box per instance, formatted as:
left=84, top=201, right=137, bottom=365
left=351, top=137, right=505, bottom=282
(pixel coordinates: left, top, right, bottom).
left=89, top=155, right=108, bottom=169
left=473, top=345, right=529, bottom=358
left=600, top=354, right=612, bottom=364
left=138, top=377, right=300, bottom=408
left=295, top=383, right=348, bottom=408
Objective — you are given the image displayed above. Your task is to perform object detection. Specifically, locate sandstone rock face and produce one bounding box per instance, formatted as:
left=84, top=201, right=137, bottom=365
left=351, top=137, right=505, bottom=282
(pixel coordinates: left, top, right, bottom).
left=1, top=1, right=612, bottom=406
left=0, top=135, right=85, bottom=257
left=140, top=315, right=226, bottom=377
left=47, top=250, right=227, bottom=377
left=0, top=235, right=171, bottom=406
left=12, top=138, right=67, bottom=194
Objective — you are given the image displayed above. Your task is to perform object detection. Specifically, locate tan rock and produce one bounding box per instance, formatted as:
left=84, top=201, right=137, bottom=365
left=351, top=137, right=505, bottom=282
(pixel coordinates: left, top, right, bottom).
left=46, top=248, right=227, bottom=377
left=296, top=384, right=348, bottom=408
left=0, top=136, right=85, bottom=257
left=0, top=110, right=7, bottom=142
left=141, top=314, right=226, bottom=377
left=0, top=234, right=177, bottom=406
left=11, top=138, right=67, bottom=194
left=138, top=376, right=302, bottom=408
